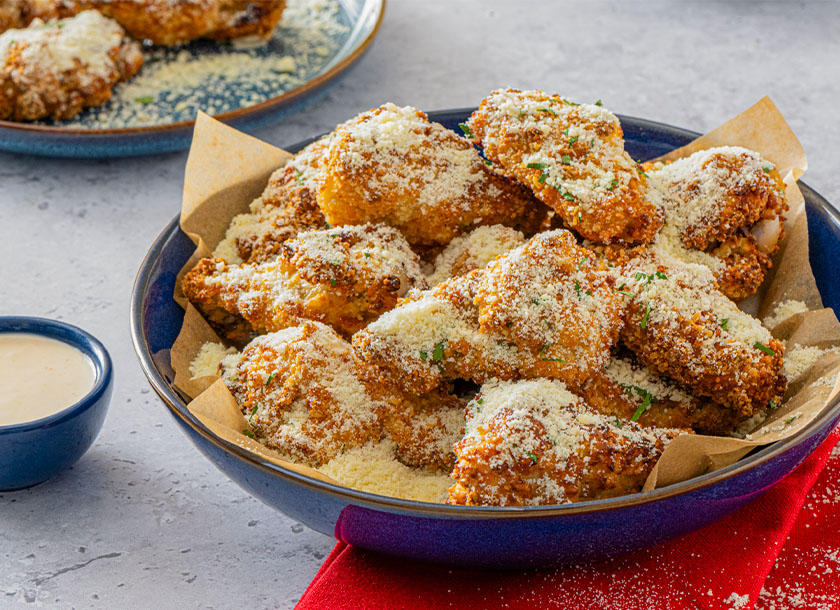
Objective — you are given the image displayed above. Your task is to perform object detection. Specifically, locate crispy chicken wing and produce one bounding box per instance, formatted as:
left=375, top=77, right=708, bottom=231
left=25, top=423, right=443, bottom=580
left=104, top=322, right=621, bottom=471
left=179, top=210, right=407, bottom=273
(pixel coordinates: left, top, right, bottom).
left=466, top=88, right=663, bottom=245
left=645, top=147, right=788, bottom=301
left=446, top=379, right=683, bottom=506
left=352, top=229, right=625, bottom=394
left=616, top=254, right=786, bottom=418
left=427, top=224, right=525, bottom=286
left=316, top=103, right=549, bottom=249
left=184, top=223, right=428, bottom=341
left=0, top=10, right=143, bottom=121
left=27, top=0, right=286, bottom=46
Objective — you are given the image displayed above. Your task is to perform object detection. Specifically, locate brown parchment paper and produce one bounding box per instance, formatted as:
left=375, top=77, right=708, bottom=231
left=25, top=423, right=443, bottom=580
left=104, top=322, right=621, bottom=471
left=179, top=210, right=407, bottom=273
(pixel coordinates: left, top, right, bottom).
left=162, top=100, right=840, bottom=498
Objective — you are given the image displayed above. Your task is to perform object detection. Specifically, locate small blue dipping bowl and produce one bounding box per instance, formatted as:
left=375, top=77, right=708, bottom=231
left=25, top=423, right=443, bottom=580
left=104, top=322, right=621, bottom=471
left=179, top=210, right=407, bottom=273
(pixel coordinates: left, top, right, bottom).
left=0, top=317, right=113, bottom=491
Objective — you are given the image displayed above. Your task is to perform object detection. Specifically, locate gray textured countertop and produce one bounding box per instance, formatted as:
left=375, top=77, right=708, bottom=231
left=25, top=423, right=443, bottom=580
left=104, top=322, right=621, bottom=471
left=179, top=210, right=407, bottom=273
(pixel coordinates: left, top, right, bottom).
left=1, top=1, right=838, bottom=608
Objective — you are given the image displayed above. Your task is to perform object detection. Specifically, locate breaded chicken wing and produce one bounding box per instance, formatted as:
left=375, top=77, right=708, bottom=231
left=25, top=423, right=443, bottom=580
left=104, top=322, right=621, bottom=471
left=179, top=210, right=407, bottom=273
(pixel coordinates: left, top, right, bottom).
left=219, top=322, right=385, bottom=466
left=214, top=137, right=329, bottom=264
left=577, top=355, right=745, bottom=435
left=0, top=10, right=143, bottom=121
left=30, top=0, right=285, bottom=46
left=645, top=147, right=788, bottom=301
left=184, top=223, right=427, bottom=341
left=316, top=103, right=549, bottom=249
left=446, top=379, right=683, bottom=506
left=352, top=229, right=625, bottom=394
left=616, top=255, right=786, bottom=418
left=466, top=88, right=663, bottom=245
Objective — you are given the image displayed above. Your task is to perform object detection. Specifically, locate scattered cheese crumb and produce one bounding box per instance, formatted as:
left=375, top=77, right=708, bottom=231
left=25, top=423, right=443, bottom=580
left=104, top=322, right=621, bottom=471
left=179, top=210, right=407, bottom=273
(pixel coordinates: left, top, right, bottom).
left=764, top=299, right=809, bottom=329
left=190, top=341, right=236, bottom=378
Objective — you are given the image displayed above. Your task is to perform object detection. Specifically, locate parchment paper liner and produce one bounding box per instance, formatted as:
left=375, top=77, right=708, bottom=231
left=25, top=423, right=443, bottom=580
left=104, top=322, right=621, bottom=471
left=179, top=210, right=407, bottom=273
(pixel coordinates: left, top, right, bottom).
left=164, top=102, right=840, bottom=499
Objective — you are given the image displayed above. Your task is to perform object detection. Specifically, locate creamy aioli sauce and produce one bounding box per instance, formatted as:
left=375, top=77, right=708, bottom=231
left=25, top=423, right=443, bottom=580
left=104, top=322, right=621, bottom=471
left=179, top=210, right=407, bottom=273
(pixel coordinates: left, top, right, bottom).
left=0, top=333, right=97, bottom=426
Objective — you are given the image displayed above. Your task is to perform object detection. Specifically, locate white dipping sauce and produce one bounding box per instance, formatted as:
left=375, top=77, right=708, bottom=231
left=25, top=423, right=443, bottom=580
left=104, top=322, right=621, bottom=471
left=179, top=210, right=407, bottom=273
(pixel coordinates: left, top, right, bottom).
left=0, top=333, right=96, bottom=426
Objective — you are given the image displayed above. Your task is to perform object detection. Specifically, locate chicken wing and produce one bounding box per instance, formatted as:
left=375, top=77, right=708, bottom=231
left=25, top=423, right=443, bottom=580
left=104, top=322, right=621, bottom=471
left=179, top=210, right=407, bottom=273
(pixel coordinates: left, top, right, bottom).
left=316, top=103, right=549, bottom=249
left=427, top=224, right=525, bottom=286
left=616, top=254, right=786, bottom=418
left=446, top=379, right=684, bottom=506
left=0, top=10, right=143, bottom=121
left=184, top=223, right=428, bottom=341
left=352, top=229, right=625, bottom=394
left=465, top=88, right=663, bottom=245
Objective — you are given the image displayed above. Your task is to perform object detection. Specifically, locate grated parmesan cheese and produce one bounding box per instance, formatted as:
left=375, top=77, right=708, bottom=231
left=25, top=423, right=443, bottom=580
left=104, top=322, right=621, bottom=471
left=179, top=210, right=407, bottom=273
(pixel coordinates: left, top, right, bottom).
left=783, top=344, right=840, bottom=382
left=317, top=441, right=452, bottom=503
left=764, top=299, right=809, bottom=329
left=428, top=224, right=525, bottom=286
left=190, top=341, right=237, bottom=378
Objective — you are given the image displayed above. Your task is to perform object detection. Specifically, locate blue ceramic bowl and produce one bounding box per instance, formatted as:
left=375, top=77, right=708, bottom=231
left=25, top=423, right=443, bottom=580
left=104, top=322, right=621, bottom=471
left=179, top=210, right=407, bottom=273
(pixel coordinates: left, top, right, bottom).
left=0, top=317, right=113, bottom=491
left=130, top=110, right=840, bottom=569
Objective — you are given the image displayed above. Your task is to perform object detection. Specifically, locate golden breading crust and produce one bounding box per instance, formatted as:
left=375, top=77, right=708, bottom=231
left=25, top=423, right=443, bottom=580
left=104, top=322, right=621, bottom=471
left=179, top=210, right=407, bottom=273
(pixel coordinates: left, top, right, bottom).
left=184, top=223, right=428, bottom=341
left=466, top=88, right=663, bottom=245
left=427, top=224, right=525, bottom=286
left=711, top=233, right=773, bottom=302
left=316, top=103, right=549, bottom=249
left=616, top=255, right=786, bottom=418
left=0, top=10, right=143, bottom=121
left=446, top=379, right=683, bottom=507
left=577, top=356, right=744, bottom=435
left=216, top=322, right=462, bottom=471
left=352, top=229, right=625, bottom=394
left=215, top=138, right=329, bottom=264
left=32, top=0, right=285, bottom=46
left=0, top=0, right=28, bottom=32
left=220, top=322, right=385, bottom=466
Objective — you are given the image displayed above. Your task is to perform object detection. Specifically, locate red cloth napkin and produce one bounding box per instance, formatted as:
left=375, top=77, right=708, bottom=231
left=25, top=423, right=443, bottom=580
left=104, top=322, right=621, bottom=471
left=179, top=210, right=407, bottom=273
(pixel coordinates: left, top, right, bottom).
left=297, top=428, right=840, bottom=610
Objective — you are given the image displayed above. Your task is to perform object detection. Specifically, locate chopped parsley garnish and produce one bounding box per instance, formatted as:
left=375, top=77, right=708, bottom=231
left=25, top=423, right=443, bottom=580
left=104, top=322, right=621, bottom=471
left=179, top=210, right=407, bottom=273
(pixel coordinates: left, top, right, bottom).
left=249, top=406, right=258, bottom=420
left=768, top=400, right=778, bottom=409
left=242, top=429, right=255, bottom=439
left=754, top=342, right=776, bottom=356
left=295, top=168, right=304, bottom=185
left=419, top=350, right=427, bottom=361
left=616, top=288, right=632, bottom=296
left=477, top=398, right=484, bottom=405
left=615, top=418, right=623, bottom=429
left=538, top=172, right=548, bottom=184
left=458, top=123, right=473, bottom=138
left=561, top=154, right=572, bottom=165
left=483, top=158, right=493, bottom=165
left=563, top=99, right=580, bottom=106
left=762, top=166, right=772, bottom=173
left=264, top=373, right=274, bottom=386
left=720, top=317, right=729, bottom=330
left=577, top=256, right=589, bottom=270
left=594, top=99, right=603, bottom=106
left=432, top=340, right=446, bottom=362
left=532, top=297, right=541, bottom=305
left=785, top=415, right=797, bottom=424
left=562, top=127, right=569, bottom=136
left=561, top=190, right=576, bottom=202
left=606, top=179, right=619, bottom=191
left=539, top=342, right=565, bottom=362
left=637, top=168, right=648, bottom=178
left=526, top=451, right=539, bottom=464
left=328, top=278, right=337, bottom=286
left=517, top=110, right=527, bottom=118
left=364, top=252, right=371, bottom=258
left=323, top=221, right=331, bottom=229
left=575, top=279, right=581, bottom=299
left=135, top=96, right=154, bottom=105
left=640, top=302, right=651, bottom=329
left=655, top=271, right=668, bottom=280
left=630, top=387, right=656, bottom=422
left=536, top=107, right=557, bottom=115
left=526, top=162, right=548, bottom=169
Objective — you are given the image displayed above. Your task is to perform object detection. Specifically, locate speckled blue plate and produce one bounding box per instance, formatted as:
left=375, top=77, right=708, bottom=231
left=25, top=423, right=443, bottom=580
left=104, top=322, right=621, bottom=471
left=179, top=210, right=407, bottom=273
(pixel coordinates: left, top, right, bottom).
left=130, top=110, right=840, bottom=569
left=0, top=0, right=384, bottom=159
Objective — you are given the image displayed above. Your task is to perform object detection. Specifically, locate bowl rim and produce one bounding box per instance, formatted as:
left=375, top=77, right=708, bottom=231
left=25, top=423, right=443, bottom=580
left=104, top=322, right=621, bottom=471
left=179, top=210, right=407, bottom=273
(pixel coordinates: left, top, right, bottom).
left=130, top=110, right=840, bottom=519
left=0, top=0, right=386, bottom=139
left=0, top=316, right=113, bottom=434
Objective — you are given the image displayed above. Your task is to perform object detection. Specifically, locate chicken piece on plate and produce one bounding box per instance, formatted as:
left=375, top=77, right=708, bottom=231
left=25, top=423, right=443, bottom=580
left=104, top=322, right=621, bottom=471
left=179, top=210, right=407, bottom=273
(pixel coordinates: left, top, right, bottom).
left=577, top=354, right=745, bottom=435
left=0, top=10, right=143, bottom=121
left=645, top=146, right=788, bottom=301
left=446, top=378, right=684, bottom=507
left=214, top=137, right=329, bottom=264
left=183, top=223, right=428, bottom=341
left=352, top=229, right=625, bottom=394
left=316, top=103, right=549, bottom=249
left=0, top=0, right=28, bottom=32
left=33, top=0, right=286, bottom=46
left=615, top=254, right=786, bottom=419
left=427, top=224, right=525, bottom=286
left=218, top=322, right=385, bottom=466
left=465, top=88, right=663, bottom=245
